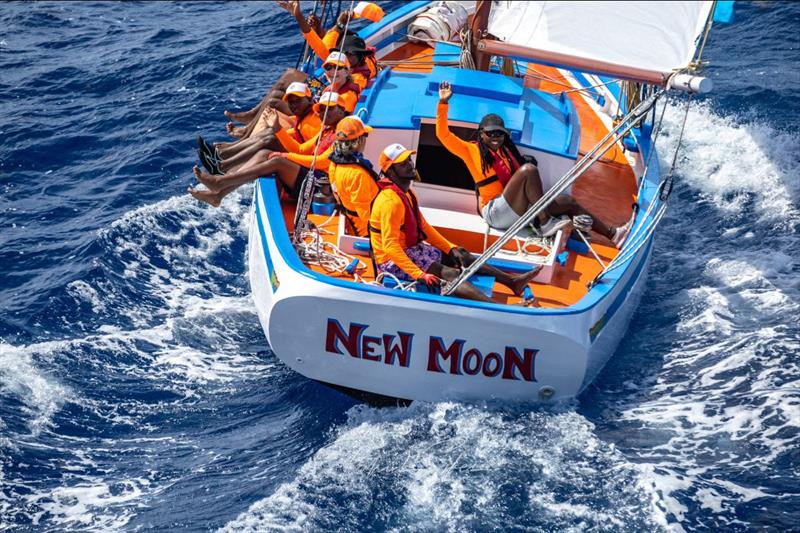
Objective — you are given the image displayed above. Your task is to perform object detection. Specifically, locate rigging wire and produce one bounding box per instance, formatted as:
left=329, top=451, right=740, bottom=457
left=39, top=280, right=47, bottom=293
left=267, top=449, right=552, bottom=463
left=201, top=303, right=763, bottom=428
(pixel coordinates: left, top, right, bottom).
left=292, top=0, right=357, bottom=245
left=590, top=93, right=693, bottom=285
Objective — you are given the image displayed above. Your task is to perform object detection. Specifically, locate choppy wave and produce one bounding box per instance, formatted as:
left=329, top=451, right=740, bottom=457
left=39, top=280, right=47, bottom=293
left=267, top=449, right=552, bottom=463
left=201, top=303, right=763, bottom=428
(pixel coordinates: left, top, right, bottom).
left=2, top=1, right=799, bottom=531
left=221, top=403, right=667, bottom=533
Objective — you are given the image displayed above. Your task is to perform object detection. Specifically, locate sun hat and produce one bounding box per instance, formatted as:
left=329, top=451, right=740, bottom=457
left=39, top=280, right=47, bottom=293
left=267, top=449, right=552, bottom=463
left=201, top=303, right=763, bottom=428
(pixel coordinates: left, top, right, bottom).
left=323, top=51, right=350, bottom=69
left=313, top=92, right=344, bottom=114
left=478, top=113, right=509, bottom=135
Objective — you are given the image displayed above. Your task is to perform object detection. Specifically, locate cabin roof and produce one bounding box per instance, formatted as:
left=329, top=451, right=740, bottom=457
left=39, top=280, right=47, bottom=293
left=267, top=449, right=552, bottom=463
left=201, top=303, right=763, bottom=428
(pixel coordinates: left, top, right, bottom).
left=361, top=63, right=580, bottom=159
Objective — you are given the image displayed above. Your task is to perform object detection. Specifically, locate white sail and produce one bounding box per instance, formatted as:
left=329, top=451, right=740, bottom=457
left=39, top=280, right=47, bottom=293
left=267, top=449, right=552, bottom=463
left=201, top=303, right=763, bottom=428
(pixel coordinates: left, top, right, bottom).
left=486, top=1, right=713, bottom=80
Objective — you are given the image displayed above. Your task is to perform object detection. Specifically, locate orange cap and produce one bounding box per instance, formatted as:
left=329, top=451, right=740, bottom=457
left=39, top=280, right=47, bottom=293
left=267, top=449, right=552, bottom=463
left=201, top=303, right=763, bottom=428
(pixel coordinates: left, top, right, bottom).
left=353, top=2, right=384, bottom=23
left=282, top=81, right=311, bottom=101
left=379, top=143, right=416, bottom=172
left=323, top=51, right=350, bottom=69
left=335, top=115, right=373, bottom=141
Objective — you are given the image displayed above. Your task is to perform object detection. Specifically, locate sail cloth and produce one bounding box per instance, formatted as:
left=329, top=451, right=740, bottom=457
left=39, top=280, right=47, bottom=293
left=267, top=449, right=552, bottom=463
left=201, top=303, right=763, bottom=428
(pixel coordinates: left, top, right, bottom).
left=486, top=1, right=713, bottom=82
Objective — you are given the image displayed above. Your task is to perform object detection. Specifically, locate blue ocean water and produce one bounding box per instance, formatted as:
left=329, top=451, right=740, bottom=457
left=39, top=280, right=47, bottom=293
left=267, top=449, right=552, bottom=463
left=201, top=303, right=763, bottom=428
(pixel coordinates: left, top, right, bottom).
left=1, top=1, right=798, bottom=530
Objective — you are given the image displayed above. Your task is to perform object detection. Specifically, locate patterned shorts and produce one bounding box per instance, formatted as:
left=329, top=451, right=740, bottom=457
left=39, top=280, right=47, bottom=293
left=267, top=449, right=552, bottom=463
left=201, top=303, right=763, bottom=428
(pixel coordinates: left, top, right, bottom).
left=378, top=242, right=442, bottom=282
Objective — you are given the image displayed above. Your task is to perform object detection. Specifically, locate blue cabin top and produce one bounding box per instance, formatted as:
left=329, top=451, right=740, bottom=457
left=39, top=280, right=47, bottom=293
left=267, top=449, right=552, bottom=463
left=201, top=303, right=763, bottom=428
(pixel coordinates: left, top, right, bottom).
left=357, top=44, right=580, bottom=160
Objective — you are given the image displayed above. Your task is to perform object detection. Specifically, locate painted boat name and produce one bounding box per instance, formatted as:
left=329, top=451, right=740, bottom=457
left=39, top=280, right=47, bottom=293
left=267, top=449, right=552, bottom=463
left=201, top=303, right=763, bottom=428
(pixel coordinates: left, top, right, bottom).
left=325, top=319, right=539, bottom=381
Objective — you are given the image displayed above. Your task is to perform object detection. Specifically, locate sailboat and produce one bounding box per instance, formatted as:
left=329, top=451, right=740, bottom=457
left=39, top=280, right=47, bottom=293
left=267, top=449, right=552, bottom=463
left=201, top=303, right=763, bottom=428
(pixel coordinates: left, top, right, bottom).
left=247, top=1, right=732, bottom=403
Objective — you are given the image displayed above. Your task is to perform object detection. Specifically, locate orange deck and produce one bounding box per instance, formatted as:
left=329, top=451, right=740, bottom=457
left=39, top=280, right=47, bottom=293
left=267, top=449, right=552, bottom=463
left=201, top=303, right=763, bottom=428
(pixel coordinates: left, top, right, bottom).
left=279, top=43, right=636, bottom=309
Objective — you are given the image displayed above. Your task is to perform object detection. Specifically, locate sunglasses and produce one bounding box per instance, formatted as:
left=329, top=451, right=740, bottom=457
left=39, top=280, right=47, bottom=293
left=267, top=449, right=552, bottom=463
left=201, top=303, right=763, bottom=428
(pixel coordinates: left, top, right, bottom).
left=323, top=64, right=342, bottom=71
left=482, top=129, right=506, bottom=139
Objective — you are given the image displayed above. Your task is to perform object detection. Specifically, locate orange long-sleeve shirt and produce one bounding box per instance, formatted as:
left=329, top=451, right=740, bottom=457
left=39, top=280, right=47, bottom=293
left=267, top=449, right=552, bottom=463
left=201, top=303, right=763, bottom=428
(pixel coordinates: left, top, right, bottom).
left=329, top=161, right=379, bottom=237
left=285, top=111, right=322, bottom=144
left=436, top=102, right=505, bottom=209
left=275, top=127, right=332, bottom=171
left=369, top=188, right=456, bottom=280
left=303, top=28, right=375, bottom=91
left=302, top=28, right=340, bottom=62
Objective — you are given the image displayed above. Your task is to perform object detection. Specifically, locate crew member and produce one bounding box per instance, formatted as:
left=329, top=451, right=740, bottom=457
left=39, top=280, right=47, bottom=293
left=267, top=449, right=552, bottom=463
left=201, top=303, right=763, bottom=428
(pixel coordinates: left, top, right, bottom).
left=369, top=143, right=540, bottom=301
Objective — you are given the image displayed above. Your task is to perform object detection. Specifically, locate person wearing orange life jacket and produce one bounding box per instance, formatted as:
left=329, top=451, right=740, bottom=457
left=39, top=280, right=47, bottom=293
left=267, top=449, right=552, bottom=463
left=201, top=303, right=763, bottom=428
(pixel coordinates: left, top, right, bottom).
left=198, top=82, right=322, bottom=174
left=319, top=52, right=361, bottom=113
left=436, top=81, right=632, bottom=248
left=188, top=92, right=347, bottom=207
left=327, top=115, right=378, bottom=237
left=278, top=0, right=381, bottom=91
left=369, top=144, right=541, bottom=301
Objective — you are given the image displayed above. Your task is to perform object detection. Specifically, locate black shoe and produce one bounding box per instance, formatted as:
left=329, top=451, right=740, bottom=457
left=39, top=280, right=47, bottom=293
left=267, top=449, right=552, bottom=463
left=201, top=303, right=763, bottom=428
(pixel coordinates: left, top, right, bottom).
left=198, top=147, right=223, bottom=175
left=197, top=135, right=221, bottom=160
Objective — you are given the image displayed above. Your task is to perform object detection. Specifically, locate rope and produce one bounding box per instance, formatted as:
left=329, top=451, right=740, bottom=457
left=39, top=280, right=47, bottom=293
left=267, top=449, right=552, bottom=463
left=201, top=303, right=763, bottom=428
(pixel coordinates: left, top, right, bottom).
left=661, top=94, right=693, bottom=200
left=590, top=94, right=693, bottom=285
left=691, top=1, right=716, bottom=70
left=292, top=0, right=357, bottom=245
left=295, top=222, right=365, bottom=274
left=459, top=27, right=475, bottom=70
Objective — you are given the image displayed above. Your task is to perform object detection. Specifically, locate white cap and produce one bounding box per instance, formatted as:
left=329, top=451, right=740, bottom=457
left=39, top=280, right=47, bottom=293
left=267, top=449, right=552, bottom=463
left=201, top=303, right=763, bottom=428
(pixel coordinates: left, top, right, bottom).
left=323, top=51, right=350, bottom=68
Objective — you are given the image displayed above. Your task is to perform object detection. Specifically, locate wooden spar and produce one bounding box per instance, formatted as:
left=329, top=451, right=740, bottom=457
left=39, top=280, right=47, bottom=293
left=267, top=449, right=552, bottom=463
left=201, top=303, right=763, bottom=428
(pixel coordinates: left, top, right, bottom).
left=470, top=0, right=492, bottom=71
left=476, top=39, right=669, bottom=85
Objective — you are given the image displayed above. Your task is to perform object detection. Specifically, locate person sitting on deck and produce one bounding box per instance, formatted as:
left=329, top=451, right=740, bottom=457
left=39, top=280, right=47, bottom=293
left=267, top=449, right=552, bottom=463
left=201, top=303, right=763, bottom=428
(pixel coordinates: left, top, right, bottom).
left=188, top=92, right=347, bottom=207
left=197, top=82, right=322, bottom=175
left=369, top=143, right=540, bottom=302
left=436, top=81, right=632, bottom=248
left=278, top=0, right=380, bottom=91
left=318, top=51, right=361, bottom=113
left=223, top=50, right=359, bottom=142
left=328, top=115, right=378, bottom=237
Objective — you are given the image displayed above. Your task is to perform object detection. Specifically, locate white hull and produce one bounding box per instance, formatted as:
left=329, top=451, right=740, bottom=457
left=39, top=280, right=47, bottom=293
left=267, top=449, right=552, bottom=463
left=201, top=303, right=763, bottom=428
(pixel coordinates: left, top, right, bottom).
left=248, top=180, right=653, bottom=402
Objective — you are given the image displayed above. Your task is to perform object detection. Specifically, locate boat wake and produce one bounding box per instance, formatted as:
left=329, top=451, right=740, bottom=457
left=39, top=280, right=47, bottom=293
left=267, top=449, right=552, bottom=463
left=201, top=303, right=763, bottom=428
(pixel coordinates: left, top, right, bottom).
left=221, top=402, right=667, bottom=532
left=580, top=101, right=800, bottom=529
left=222, top=101, right=800, bottom=532
left=0, top=187, right=275, bottom=530
left=1, top=97, right=797, bottom=532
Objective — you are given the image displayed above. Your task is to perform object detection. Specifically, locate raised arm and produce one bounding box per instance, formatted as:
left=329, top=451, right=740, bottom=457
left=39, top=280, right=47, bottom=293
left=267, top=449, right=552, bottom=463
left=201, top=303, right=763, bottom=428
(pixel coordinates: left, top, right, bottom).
left=278, top=0, right=329, bottom=58
left=277, top=0, right=312, bottom=33
left=435, top=81, right=473, bottom=161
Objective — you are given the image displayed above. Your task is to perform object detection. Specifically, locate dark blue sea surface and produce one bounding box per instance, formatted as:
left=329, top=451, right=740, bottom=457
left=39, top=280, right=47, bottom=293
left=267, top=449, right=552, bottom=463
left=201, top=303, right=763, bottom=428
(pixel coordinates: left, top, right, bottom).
left=1, top=2, right=798, bottom=531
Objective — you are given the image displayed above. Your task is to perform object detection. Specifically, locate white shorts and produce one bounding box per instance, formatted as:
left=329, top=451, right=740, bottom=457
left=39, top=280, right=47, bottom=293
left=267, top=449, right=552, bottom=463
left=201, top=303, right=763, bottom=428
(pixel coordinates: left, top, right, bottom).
left=481, top=195, right=520, bottom=230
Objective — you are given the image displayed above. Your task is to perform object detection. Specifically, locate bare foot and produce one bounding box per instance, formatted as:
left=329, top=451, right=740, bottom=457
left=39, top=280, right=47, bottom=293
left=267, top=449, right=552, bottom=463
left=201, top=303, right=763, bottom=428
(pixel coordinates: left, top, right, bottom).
left=224, top=110, right=246, bottom=123
left=510, top=266, right=542, bottom=296
left=187, top=187, right=221, bottom=207
left=193, top=165, right=223, bottom=193
left=225, top=122, right=246, bottom=139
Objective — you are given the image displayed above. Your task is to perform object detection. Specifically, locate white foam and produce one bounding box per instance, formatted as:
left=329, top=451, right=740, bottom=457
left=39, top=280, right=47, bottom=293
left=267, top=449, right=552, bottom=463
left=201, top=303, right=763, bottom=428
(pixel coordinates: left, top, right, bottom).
left=66, top=280, right=106, bottom=313
left=221, top=403, right=665, bottom=532
left=659, top=100, right=800, bottom=226
left=24, top=477, right=149, bottom=531
left=0, top=341, right=72, bottom=436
